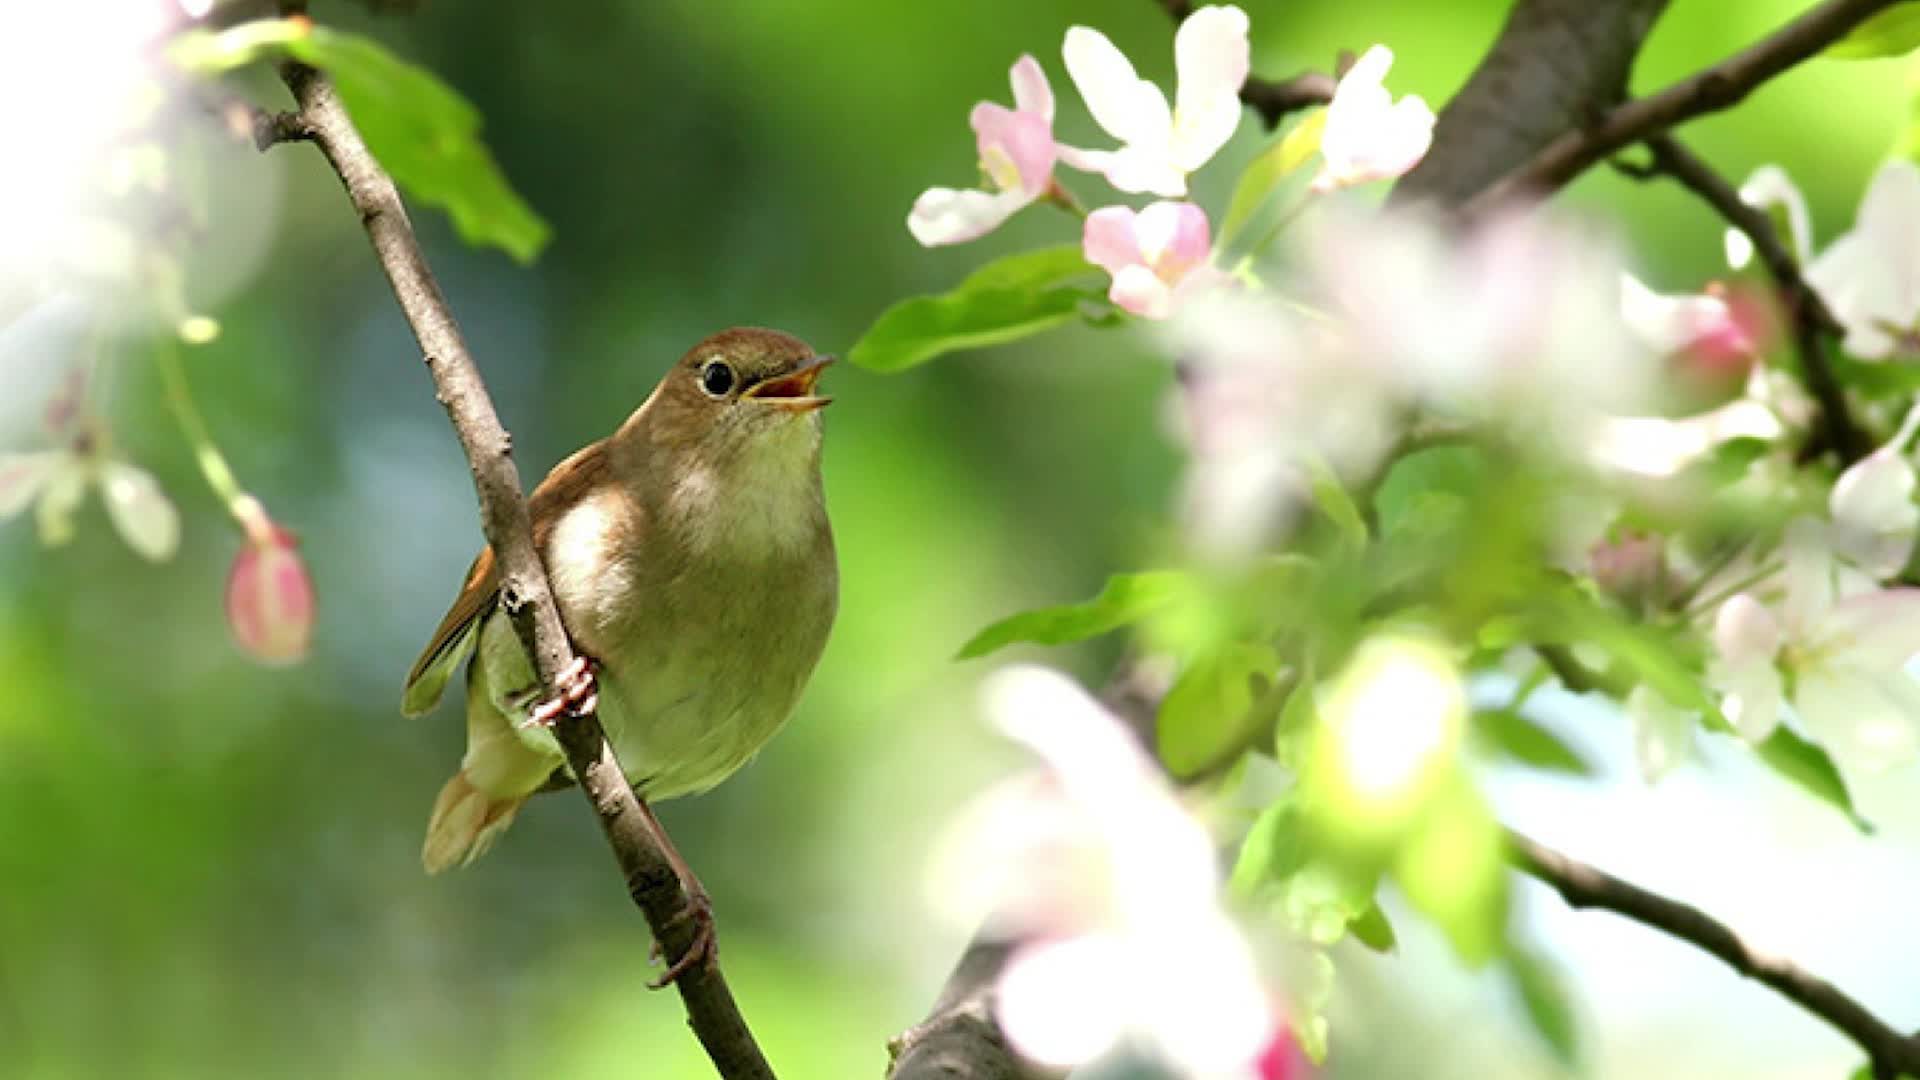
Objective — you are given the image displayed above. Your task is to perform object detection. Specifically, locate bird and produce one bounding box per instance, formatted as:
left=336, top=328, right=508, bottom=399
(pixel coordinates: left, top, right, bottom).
left=401, top=327, right=838, bottom=978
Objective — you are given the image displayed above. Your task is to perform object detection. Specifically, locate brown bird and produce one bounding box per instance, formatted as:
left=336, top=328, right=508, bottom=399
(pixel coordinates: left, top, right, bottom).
left=401, top=327, right=838, bottom=973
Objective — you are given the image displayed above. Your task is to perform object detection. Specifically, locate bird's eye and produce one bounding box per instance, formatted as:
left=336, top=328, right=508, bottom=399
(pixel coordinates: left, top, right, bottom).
left=698, top=359, right=736, bottom=398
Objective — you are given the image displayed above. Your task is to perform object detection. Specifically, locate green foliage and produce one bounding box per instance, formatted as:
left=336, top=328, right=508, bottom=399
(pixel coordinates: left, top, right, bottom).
left=172, top=20, right=550, bottom=263
left=956, top=568, right=1192, bottom=658
left=1393, top=775, right=1509, bottom=964
left=1347, top=901, right=1399, bottom=953
left=1752, top=726, right=1873, bottom=832
left=1504, top=943, right=1581, bottom=1065
left=847, top=247, right=1102, bottom=372
left=1472, top=708, right=1595, bottom=776
left=1826, top=4, right=1920, bottom=58
left=1372, top=444, right=1491, bottom=540
left=1306, top=455, right=1369, bottom=553
left=1157, top=642, right=1281, bottom=778
left=1218, top=109, right=1327, bottom=249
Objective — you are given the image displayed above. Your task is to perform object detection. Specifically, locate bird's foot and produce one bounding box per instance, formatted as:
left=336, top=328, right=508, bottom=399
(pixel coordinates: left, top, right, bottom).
left=522, top=656, right=599, bottom=729
left=648, top=886, right=717, bottom=989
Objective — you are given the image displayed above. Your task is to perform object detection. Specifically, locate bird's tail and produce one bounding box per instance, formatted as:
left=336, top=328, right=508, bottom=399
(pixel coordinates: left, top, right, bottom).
left=422, top=769, right=527, bottom=873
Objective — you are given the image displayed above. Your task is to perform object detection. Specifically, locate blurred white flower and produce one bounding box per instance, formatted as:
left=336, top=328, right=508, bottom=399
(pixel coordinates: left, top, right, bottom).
left=1057, top=5, right=1249, bottom=197
left=1707, top=520, right=1920, bottom=773
left=1829, top=420, right=1920, bottom=580
left=1309, top=45, right=1434, bottom=193
left=909, top=55, right=1059, bottom=246
left=1619, top=272, right=1753, bottom=357
left=931, top=665, right=1276, bottom=1077
left=1627, top=684, right=1695, bottom=783
left=1302, top=205, right=1658, bottom=443
left=1729, top=161, right=1920, bottom=359
left=0, top=438, right=179, bottom=562
left=1806, top=161, right=1920, bottom=360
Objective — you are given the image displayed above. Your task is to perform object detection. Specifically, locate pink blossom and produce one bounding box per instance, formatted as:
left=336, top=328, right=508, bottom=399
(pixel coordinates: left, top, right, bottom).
left=1310, top=46, right=1434, bottom=193
left=1083, top=201, right=1223, bottom=319
left=1057, top=5, right=1250, bottom=197
left=908, top=55, right=1059, bottom=246
left=225, top=495, right=315, bottom=665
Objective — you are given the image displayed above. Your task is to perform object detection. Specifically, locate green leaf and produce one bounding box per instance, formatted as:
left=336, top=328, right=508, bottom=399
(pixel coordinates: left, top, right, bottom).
left=957, top=570, right=1191, bottom=659
left=1230, top=798, right=1309, bottom=898
left=171, top=20, right=549, bottom=262
left=848, top=247, right=1101, bottom=372
left=1157, top=641, right=1279, bottom=778
left=1306, top=455, right=1368, bottom=552
left=1394, top=775, right=1508, bottom=964
left=1752, top=725, right=1873, bottom=832
left=1826, top=4, right=1920, bottom=58
left=1347, top=901, right=1398, bottom=953
left=1473, top=708, right=1594, bottom=776
left=1219, top=108, right=1327, bottom=248
left=1372, top=445, right=1491, bottom=539
left=1834, top=353, right=1920, bottom=399
left=1505, top=944, right=1580, bottom=1065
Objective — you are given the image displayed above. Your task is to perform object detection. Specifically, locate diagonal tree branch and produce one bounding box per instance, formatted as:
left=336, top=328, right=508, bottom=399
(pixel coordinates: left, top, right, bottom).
left=274, top=58, right=776, bottom=1080
left=1508, top=829, right=1920, bottom=1080
left=1613, top=133, right=1867, bottom=462
left=1464, top=0, right=1900, bottom=214
left=1395, top=0, right=1673, bottom=206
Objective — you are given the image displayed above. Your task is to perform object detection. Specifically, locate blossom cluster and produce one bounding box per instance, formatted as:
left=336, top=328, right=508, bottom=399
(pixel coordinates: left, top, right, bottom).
left=908, top=5, right=1435, bottom=320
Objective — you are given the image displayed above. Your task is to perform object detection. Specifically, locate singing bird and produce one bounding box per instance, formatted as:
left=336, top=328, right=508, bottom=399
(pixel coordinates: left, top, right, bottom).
left=401, top=328, right=838, bottom=923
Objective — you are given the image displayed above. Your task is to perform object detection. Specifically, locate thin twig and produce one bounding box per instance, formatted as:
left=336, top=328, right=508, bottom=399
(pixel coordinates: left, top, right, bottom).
left=1508, top=829, right=1920, bottom=1079
left=1466, top=0, right=1900, bottom=214
left=274, top=58, right=776, bottom=1080
left=1615, top=134, right=1867, bottom=462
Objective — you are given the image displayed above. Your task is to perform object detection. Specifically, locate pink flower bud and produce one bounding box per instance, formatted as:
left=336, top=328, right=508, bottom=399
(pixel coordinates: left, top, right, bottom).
left=225, top=496, right=314, bottom=665
left=1589, top=530, right=1666, bottom=609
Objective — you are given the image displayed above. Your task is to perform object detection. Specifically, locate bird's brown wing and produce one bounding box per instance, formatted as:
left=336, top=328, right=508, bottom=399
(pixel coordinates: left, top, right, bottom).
left=400, top=546, right=498, bottom=716
left=398, top=439, right=614, bottom=717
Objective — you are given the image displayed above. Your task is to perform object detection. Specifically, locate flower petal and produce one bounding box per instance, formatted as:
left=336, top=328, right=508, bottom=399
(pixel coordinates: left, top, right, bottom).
left=1818, top=587, right=1920, bottom=670
left=1730, top=165, right=1812, bottom=267
left=1619, top=272, right=1743, bottom=355
left=0, top=450, right=62, bottom=519
left=1138, top=200, right=1212, bottom=277
left=995, top=936, right=1131, bottom=1068
left=1795, top=665, right=1920, bottom=773
left=1714, top=594, right=1783, bottom=670
left=1830, top=448, right=1918, bottom=579
left=1009, top=53, right=1053, bottom=124
left=99, top=460, right=179, bottom=561
left=907, top=186, right=1029, bottom=247
left=1627, top=685, right=1693, bottom=782
left=1312, top=46, right=1434, bottom=191
left=972, top=103, right=1056, bottom=196
left=1083, top=205, right=1143, bottom=273
left=1111, top=264, right=1176, bottom=319
left=34, top=457, right=89, bottom=547
left=1169, top=3, right=1250, bottom=173
left=1062, top=26, right=1172, bottom=149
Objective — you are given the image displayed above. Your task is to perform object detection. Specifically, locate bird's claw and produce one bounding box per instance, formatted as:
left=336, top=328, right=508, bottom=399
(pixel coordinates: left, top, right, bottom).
left=647, top=890, right=717, bottom=989
left=522, top=656, right=598, bottom=729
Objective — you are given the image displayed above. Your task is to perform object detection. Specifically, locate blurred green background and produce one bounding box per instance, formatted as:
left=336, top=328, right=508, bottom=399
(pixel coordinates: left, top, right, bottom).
left=2, top=1, right=1916, bottom=1077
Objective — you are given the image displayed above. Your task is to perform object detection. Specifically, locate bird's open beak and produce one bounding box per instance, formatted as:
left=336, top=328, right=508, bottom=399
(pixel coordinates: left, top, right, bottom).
left=744, top=355, right=834, bottom=412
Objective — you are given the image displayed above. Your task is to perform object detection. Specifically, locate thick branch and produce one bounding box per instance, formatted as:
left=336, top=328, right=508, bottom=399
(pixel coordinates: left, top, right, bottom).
left=1616, top=134, right=1867, bottom=461
left=277, top=61, right=775, bottom=1080
left=888, top=937, right=1052, bottom=1080
left=1395, top=0, right=1673, bottom=206
left=1508, top=829, right=1920, bottom=1078
left=1467, top=0, right=1899, bottom=212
